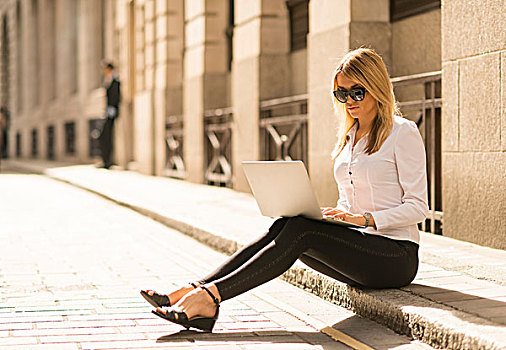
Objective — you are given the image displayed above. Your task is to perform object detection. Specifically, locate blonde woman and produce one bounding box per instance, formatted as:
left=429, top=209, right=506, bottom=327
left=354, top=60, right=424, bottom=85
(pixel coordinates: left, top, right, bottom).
left=141, top=48, right=428, bottom=332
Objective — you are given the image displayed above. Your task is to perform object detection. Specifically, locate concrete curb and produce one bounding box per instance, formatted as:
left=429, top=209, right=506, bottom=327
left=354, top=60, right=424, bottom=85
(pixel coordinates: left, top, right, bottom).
left=34, top=168, right=506, bottom=350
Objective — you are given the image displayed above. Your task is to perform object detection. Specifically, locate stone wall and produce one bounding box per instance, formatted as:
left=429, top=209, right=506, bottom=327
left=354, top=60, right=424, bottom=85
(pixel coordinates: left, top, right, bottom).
left=441, top=0, right=506, bottom=249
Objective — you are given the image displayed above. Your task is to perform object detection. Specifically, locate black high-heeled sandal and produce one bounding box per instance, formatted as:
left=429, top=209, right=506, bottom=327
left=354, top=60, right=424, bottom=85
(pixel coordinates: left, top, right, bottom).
left=140, top=282, right=199, bottom=308
left=152, top=285, right=220, bottom=333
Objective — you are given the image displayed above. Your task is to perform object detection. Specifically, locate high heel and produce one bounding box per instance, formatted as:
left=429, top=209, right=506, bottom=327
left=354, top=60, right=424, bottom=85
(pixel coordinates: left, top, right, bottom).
left=140, top=282, right=199, bottom=308
left=152, top=285, right=220, bottom=332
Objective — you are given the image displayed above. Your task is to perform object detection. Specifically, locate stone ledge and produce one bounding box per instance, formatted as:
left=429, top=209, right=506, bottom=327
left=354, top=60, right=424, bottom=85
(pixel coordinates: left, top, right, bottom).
left=282, top=266, right=505, bottom=350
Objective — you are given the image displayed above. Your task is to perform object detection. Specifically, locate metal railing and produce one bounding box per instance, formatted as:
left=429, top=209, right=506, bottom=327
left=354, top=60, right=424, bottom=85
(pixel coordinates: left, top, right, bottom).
left=164, top=115, right=186, bottom=179
left=392, top=71, right=443, bottom=235
left=204, top=107, right=233, bottom=187
left=259, top=94, right=308, bottom=166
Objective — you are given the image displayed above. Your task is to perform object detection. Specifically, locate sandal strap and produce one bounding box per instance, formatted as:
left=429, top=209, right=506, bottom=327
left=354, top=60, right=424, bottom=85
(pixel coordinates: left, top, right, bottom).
left=190, top=282, right=199, bottom=289
left=200, top=285, right=220, bottom=306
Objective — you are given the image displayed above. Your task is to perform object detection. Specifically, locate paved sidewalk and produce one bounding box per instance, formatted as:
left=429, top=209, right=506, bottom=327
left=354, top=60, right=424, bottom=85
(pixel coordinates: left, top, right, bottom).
left=0, top=172, right=433, bottom=350
left=3, top=159, right=506, bottom=349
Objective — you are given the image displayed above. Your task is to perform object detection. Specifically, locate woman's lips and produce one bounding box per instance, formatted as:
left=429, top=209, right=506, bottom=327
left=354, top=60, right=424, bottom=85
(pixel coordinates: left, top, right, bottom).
left=347, top=106, right=359, bottom=111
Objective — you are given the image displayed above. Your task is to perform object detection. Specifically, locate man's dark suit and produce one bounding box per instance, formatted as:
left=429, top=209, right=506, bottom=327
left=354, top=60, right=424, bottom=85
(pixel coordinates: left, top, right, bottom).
left=99, top=76, right=121, bottom=168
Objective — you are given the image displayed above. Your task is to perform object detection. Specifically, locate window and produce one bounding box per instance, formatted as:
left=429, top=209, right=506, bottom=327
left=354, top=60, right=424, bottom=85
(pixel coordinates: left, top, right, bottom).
left=286, top=0, right=309, bottom=52
left=47, top=125, right=55, bottom=159
left=16, top=131, right=21, bottom=157
left=64, top=121, right=75, bottom=155
left=88, top=118, right=102, bottom=157
left=390, top=0, right=440, bottom=22
left=31, top=128, right=38, bottom=157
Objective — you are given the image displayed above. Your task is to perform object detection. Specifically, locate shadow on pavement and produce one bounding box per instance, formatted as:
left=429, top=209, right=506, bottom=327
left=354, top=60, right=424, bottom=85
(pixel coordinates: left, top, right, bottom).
left=156, top=329, right=354, bottom=349
left=403, top=283, right=505, bottom=324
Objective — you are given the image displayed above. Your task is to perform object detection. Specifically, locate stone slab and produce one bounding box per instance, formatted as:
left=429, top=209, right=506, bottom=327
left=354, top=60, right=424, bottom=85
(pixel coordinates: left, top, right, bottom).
left=442, top=152, right=506, bottom=250
left=442, top=61, right=459, bottom=152
left=442, top=0, right=505, bottom=61
left=459, top=53, right=501, bottom=151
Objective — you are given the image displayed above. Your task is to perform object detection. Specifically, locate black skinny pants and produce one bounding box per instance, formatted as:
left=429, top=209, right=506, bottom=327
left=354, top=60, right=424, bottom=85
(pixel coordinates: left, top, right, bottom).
left=99, top=117, right=116, bottom=167
left=198, top=216, right=419, bottom=301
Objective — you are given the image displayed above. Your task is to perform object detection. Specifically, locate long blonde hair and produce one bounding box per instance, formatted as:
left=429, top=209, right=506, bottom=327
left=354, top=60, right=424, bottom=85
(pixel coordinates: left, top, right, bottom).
left=331, top=48, right=398, bottom=159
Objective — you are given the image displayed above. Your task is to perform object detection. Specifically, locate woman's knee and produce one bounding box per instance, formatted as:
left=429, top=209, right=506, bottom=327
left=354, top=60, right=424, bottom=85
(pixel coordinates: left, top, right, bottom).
left=273, top=216, right=312, bottom=244
left=269, top=217, right=290, bottom=232
left=283, top=216, right=314, bottom=233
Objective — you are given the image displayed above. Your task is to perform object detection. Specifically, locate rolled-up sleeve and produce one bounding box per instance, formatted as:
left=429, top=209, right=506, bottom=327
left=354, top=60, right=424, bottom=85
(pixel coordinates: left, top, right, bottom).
left=371, top=122, right=429, bottom=230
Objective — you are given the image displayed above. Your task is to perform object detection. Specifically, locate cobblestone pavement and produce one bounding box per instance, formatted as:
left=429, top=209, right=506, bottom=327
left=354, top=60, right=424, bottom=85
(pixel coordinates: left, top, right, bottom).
left=0, top=173, right=433, bottom=349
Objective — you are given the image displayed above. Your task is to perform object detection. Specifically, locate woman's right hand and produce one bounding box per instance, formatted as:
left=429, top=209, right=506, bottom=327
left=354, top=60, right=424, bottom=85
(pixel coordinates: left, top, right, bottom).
left=321, top=207, right=346, bottom=217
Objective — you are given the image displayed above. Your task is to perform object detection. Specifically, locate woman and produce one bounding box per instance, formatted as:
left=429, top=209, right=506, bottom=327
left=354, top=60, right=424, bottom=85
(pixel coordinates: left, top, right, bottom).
left=141, top=48, right=428, bottom=332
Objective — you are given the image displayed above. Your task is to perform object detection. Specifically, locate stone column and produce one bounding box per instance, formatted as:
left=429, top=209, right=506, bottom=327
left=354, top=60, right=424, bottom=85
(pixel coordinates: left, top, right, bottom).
left=55, top=0, right=78, bottom=98
left=183, top=0, right=229, bottom=183
left=78, top=0, right=103, bottom=95
left=76, top=0, right=104, bottom=161
left=114, top=0, right=134, bottom=169
left=231, top=0, right=290, bottom=192
left=38, top=0, right=56, bottom=105
left=21, top=0, right=37, bottom=111
left=152, top=0, right=184, bottom=176
left=441, top=0, right=506, bottom=249
left=307, top=0, right=390, bottom=206
left=131, top=0, right=155, bottom=174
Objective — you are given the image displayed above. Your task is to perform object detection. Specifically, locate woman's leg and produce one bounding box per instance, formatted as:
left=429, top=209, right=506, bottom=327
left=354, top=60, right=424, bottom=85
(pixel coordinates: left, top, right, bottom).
left=213, top=216, right=418, bottom=301
left=197, top=217, right=289, bottom=284
left=162, top=216, right=418, bottom=321
left=298, top=253, right=359, bottom=286
left=147, top=218, right=289, bottom=306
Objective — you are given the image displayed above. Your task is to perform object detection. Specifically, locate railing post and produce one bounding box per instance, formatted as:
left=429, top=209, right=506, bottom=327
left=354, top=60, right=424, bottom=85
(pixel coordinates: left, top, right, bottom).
left=163, top=115, right=186, bottom=179
left=259, top=94, right=309, bottom=167
left=392, top=71, right=443, bottom=235
left=203, top=108, right=233, bottom=188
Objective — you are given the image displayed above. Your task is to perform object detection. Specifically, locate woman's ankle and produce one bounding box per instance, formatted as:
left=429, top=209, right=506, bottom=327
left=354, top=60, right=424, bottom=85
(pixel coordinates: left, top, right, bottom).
left=202, top=283, right=221, bottom=303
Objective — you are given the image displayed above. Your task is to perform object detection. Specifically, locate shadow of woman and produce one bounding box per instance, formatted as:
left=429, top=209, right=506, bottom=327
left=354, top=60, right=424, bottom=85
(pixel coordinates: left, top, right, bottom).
left=401, top=283, right=506, bottom=324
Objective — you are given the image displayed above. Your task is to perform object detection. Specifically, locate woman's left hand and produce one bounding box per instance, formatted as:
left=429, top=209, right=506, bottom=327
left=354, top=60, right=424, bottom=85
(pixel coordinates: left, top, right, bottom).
left=333, top=212, right=367, bottom=226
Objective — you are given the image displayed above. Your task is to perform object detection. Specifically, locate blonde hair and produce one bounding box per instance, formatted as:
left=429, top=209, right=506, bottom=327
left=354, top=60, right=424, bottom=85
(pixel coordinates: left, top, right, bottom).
left=331, top=48, right=398, bottom=159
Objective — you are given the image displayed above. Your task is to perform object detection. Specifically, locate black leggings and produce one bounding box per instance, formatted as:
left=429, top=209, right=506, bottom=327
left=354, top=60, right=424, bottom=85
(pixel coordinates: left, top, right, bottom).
left=198, top=216, right=419, bottom=301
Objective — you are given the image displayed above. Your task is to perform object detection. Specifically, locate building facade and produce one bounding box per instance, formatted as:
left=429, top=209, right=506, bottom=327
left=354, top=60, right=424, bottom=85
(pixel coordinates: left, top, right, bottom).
left=0, top=0, right=504, bottom=249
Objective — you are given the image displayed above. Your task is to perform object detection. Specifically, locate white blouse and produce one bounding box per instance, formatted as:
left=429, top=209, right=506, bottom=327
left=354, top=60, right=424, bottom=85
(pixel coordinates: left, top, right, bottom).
left=334, top=115, right=429, bottom=243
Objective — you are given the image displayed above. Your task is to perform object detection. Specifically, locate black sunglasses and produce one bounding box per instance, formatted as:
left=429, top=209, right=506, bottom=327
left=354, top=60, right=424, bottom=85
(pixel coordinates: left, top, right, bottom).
left=333, top=87, right=367, bottom=103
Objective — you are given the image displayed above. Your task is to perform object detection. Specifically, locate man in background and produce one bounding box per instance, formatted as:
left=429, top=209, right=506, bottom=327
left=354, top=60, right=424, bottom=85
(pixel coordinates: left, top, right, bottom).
left=0, top=105, right=10, bottom=159
left=98, top=61, right=121, bottom=169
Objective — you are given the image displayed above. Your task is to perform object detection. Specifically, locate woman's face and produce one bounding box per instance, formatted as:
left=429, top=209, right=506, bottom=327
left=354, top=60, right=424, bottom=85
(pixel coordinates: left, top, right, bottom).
left=336, top=74, right=377, bottom=123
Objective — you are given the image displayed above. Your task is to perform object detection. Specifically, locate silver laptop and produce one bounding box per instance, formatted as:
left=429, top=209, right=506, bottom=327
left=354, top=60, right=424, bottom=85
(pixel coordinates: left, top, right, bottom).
left=242, top=160, right=362, bottom=228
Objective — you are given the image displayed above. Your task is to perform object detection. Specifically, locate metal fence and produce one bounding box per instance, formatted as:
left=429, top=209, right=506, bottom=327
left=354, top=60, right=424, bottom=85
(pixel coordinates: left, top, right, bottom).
left=391, top=71, right=443, bottom=235
left=259, top=94, right=308, bottom=166
left=163, top=115, right=186, bottom=179
left=203, top=107, right=233, bottom=187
